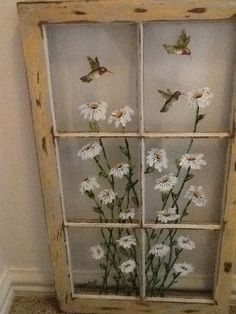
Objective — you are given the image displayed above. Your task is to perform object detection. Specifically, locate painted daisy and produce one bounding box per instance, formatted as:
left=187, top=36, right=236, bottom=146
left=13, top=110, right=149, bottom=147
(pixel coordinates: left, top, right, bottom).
left=149, top=243, right=170, bottom=258
left=119, top=208, right=135, bottom=220
left=80, top=176, right=100, bottom=195
left=156, top=206, right=180, bottom=223
left=78, top=101, right=107, bottom=121
left=78, top=142, right=102, bottom=160
left=173, top=263, right=194, bottom=277
left=119, top=259, right=136, bottom=273
left=184, top=185, right=207, bottom=207
left=109, top=163, right=130, bottom=179
left=108, top=106, right=134, bottom=128
left=117, top=235, right=136, bottom=249
left=179, top=153, right=206, bottom=170
left=146, top=148, right=168, bottom=172
left=187, top=87, right=213, bottom=109
left=89, top=245, right=105, bottom=260
left=154, top=173, right=178, bottom=192
left=177, top=235, right=195, bottom=250
left=98, top=189, right=117, bottom=205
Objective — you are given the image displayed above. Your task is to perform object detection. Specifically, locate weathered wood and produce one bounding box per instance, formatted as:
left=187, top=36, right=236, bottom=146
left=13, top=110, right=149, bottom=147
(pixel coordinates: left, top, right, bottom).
left=17, top=0, right=236, bottom=25
left=55, top=132, right=231, bottom=138
left=17, top=0, right=236, bottom=313
left=17, top=21, right=73, bottom=310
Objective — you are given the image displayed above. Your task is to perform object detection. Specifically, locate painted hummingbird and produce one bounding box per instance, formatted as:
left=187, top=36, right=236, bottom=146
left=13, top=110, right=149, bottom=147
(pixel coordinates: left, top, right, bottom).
left=158, top=89, right=181, bottom=113
left=80, top=56, right=113, bottom=83
left=163, top=30, right=191, bottom=56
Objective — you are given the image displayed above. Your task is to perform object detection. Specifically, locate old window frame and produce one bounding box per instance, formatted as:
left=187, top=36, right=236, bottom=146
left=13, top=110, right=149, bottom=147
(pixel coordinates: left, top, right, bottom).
left=18, top=1, right=236, bottom=313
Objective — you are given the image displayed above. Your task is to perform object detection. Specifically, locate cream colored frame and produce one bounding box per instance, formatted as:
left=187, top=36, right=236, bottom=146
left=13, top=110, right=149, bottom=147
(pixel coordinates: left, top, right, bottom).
left=18, top=1, right=236, bottom=313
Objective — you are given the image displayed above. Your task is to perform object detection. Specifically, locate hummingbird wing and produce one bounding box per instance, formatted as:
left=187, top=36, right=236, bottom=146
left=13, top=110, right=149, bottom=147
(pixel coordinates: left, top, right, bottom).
left=160, top=94, right=176, bottom=113
left=158, top=89, right=172, bottom=100
left=87, top=56, right=100, bottom=70
left=176, top=30, right=190, bottom=49
left=163, top=44, right=175, bottom=54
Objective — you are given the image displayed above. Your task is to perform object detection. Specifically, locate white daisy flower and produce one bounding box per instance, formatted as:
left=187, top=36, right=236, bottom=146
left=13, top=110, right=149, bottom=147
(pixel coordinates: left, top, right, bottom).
left=78, top=142, right=102, bottom=160
left=179, top=153, right=207, bottom=170
left=156, top=206, right=180, bottom=223
left=80, top=176, right=100, bottom=195
left=146, top=148, right=168, bottom=172
left=98, top=189, right=117, bottom=205
left=108, top=106, right=134, bottom=128
left=149, top=243, right=170, bottom=258
left=117, top=235, right=136, bottom=249
left=119, top=208, right=135, bottom=220
left=119, top=259, right=136, bottom=273
left=187, top=87, right=213, bottom=109
left=184, top=185, right=207, bottom=207
left=154, top=173, right=178, bottom=192
left=177, top=235, right=195, bottom=250
left=173, top=263, right=194, bottom=277
left=90, top=245, right=105, bottom=260
left=109, top=163, right=130, bottom=179
left=78, top=101, right=107, bottom=121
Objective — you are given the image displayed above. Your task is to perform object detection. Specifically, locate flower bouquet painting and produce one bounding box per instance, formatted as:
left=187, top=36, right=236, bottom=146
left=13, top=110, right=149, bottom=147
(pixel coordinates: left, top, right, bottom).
left=76, top=82, right=213, bottom=296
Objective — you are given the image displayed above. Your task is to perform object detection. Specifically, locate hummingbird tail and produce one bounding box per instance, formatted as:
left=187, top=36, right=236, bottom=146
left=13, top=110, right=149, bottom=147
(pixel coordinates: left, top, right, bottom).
left=80, top=75, right=92, bottom=83
left=160, top=106, right=168, bottom=113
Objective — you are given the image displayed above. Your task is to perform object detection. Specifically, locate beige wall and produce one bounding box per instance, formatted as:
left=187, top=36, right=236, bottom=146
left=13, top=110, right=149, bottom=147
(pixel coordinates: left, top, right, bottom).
left=0, top=0, right=52, bottom=277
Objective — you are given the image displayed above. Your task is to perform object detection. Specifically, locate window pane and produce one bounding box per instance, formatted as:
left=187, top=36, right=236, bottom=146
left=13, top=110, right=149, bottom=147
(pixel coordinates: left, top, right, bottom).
left=58, top=138, right=141, bottom=223
left=46, top=24, right=139, bottom=133
left=68, top=227, right=142, bottom=296
left=145, top=229, right=219, bottom=299
left=144, top=138, right=229, bottom=224
left=143, top=22, right=236, bottom=133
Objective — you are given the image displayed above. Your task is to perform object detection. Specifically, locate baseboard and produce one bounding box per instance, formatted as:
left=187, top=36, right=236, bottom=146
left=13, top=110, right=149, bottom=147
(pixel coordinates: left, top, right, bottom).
left=0, top=268, right=55, bottom=314
left=0, top=268, right=236, bottom=314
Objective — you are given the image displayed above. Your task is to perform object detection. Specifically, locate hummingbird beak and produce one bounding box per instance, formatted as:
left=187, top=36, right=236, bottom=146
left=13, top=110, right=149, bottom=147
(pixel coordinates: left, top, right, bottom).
left=107, top=70, right=114, bottom=74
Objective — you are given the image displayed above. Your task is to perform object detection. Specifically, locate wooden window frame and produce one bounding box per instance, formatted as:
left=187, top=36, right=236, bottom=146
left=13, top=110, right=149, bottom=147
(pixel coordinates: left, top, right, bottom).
left=17, top=1, right=236, bottom=313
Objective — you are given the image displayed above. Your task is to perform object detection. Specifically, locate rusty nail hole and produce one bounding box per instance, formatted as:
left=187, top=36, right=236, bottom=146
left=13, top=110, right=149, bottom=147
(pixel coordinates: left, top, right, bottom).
left=187, top=7, right=206, bottom=14
left=224, top=261, right=232, bottom=273
left=135, top=8, right=147, bottom=13
left=73, top=10, right=87, bottom=15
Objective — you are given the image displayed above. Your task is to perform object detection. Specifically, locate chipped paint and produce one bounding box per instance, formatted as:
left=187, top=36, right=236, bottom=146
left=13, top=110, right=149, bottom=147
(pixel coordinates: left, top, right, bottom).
left=42, top=136, right=48, bottom=155
left=101, top=307, right=124, bottom=311
left=73, top=10, right=87, bottom=15
left=183, top=310, right=200, bottom=313
left=36, top=98, right=41, bottom=107
left=50, top=126, right=55, bottom=146
left=135, top=8, right=147, bottom=13
left=187, top=7, right=206, bottom=14
left=224, top=261, right=232, bottom=273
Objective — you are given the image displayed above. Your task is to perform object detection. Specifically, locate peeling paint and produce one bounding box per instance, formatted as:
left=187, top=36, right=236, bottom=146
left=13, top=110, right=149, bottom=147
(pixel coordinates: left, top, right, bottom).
left=42, top=136, right=48, bottom=155
left=187, top=7, right=206, bottom=14
left=224, top=261, right=232, bottom=273
left=73, top=10, right=87, bottom=15
left=135, top=8, right=147, bottom=13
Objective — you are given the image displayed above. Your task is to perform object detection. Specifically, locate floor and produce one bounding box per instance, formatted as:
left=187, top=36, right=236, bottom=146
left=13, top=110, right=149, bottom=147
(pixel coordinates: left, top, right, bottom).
left=9, top=296, right=236, bottom=314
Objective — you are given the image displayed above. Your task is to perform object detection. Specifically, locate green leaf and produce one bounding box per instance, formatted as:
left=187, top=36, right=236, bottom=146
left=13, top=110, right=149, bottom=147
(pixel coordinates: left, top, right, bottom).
left=98, top=170, right=107, bottom=178
left=164, top=262, right=169, bottom=272
left=89, top=121, right=99, bottom=132
left=99, top=263, right=107, bottom=270
left=196, top=114, right=206, bottom=124
left=161, top=193, right=169, bottom=203
left=127, top=277, right=134, bottom=283
left=145, top=166, right=154, bottom=174
left=150, top=233, right=158, bottom=240
left=171, top=192, right=177, bottom=201
left=132, top=196, right=139, bottom=206
left=185, top=173, right=194, bottom=181
left=119, top=145, right=129, bottom=157
left=93, top=206, right=102, bottom=214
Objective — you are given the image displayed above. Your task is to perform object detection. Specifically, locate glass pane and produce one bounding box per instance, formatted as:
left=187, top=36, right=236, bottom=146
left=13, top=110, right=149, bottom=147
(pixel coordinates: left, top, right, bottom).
left=46, top=24, right=139, bottom=133
left=145, top=138, right=229, bottom=223
left=58, top=138, right=141, bottom=222
left=69, top=227, right=141, bottom=296
left=145, top=229, right=219, bottom=298
left=143, top=22, right=236, bottom=133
